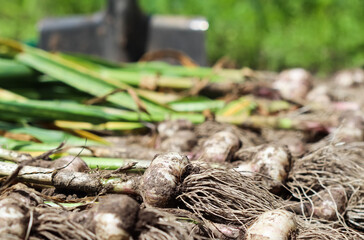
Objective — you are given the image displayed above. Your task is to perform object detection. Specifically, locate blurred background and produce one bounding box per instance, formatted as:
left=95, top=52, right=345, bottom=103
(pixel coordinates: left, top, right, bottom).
left=1, top=0, right=364, bottom=74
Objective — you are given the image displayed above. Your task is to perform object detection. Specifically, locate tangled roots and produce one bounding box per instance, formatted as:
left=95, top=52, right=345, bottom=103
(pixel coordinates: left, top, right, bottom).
left=178, top=168, right=283, bottom=230
left=288, top=143, right=364, bottom=232
left=287, top=143, right=364, bottom=199
left=296, top=218, right=364, bottom=240
left=30, top=206, right=95, bottom=240
left=136, top=208, right=195, bottom=240
left=346, top=197, right=364, bottom=232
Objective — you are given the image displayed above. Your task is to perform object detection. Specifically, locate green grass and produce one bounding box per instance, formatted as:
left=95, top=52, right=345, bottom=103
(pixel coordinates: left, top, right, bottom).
left=0, top=0, right=103, bottom=41
left=1, top=0, right=364, bottom=73
left=139, top=0, right=364, bottom=73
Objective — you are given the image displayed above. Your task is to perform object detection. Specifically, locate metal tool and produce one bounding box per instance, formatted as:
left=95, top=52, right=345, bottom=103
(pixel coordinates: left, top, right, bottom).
left=39, top=0, right=208, bottom=65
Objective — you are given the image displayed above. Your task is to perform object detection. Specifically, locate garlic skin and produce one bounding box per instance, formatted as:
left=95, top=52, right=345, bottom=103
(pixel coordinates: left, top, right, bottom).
left=0, top=198, right=28, bottom=239
left=246, top=209, right=297, bottom=240
left=94, top=213, right=130, bottom=240
left=333, top=110, right=364, bottom=142
left=93, top=195, right=139, bottom=240
left=158, top=119, right=194, bottom=140
left=0, top=183, right=43, bottom=239
left=306, top=85, right=331, bottom=105
left=207, top=222, right=242, bottom=239
left=273, top=68, right=312, bottom=102
left=309, top=186, right=347, bottom=221
left=235, top=145, right=291, bottom=192
left=333, top=68, right=364, bottom=87
left=200, top=131, right=241, bottom=163
left=160, top=130, right=197, bottom=152
left=140, top=152, right=189, bottom=207
left=288, top=185, right=347, bottom=221
left=51, top=156, right=90, bottom=172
